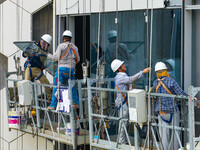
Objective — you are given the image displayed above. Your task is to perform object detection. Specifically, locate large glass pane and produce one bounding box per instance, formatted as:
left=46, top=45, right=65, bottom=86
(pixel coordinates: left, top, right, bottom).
left=13, top=41, right=58, bottom=76
left=90, top=9, right=181, bottom=87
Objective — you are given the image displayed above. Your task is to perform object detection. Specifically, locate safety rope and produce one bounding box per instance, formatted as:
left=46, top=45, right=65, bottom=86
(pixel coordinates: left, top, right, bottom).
left=96, top=0, right=101, bottom=81
left=57, top=0, right=62, bottom=150
left=147, top=0, right=154, bottom=149
left=115, top=0, right=119, bottom=59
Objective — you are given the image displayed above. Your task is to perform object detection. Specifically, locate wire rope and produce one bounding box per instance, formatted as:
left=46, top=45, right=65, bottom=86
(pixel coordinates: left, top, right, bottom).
left=96, top=0, right=101, bottom=81
left=115, top=0, right=119, bottom=59
left=57, top=0, right=62, bottom=149
left=147, top=0, right=154, bottom=149
left=66, top=1, right=78, bottom=10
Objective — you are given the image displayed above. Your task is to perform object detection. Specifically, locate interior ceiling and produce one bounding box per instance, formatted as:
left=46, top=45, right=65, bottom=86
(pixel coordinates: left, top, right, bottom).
left=0, top=0, right=6, bottom=5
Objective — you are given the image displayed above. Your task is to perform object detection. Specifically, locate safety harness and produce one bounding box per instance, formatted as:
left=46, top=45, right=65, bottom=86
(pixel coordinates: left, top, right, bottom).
left=24, top=52, right=46, bottom=80
left=116, top=84, right=128, bottom=110
left=59, top=43, right=78, bottom=63
left=155, top=77, right=173, bottom=124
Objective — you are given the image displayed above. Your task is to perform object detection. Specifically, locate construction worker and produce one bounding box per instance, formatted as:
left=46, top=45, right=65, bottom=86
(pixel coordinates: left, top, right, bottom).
left=153, top=62, right=187, bottom=150
left=105, top=30, right=129, bottom=78
left=47, top=30, right=80, bottom=110
left=111, top=59, right=150, bottom=144
left=23, top=34, right=52, bottom=100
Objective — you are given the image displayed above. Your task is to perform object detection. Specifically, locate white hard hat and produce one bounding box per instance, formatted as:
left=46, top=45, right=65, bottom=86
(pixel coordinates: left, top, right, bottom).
left=111, top=59, right=124, bottom=72
left=63, top=30, right=72, bottom=38
left=41, top=34, right=52, bottom=45
left=107, top=30, right=117, bottom=39
left=155, top=62, right=167, bottom=72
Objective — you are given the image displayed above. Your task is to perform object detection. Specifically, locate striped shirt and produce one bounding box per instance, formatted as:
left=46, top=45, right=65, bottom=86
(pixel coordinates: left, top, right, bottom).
left=153, top=76, right=187, bottom=113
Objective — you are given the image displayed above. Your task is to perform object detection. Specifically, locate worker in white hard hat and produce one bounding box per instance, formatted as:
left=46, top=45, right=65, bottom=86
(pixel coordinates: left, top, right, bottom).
left=47, top=30, right=80, bottom=110
left=22, top=34, right=52, bottom=100
left=105, top=30, right=129, bottom=78
left=153, top=61, right=187, bottom=150
left=111, top=59, right=150, bottom=144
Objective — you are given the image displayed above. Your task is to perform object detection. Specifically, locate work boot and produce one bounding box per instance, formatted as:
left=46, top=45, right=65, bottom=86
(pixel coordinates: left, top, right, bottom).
left=47, top=106, right=56, bottom=110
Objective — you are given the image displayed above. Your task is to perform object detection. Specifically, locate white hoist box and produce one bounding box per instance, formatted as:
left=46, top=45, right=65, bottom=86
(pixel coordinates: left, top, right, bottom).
left=17, top=80, right=32, bottom=105
left=128, top=89, right=147, bottom=123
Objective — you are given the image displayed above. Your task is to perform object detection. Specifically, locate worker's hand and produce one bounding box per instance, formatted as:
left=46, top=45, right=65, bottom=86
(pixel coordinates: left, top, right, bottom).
left=194, top=97, right=198, bottom=101
left=143, top=67, right=151, bottom=74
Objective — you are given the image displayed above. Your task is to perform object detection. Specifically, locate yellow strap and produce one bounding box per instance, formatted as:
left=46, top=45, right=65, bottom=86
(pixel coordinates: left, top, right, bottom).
left=60, top=44, right=78, bottom=63
left=116, top=85, right=128, bottom=103
left=72, top=49, right=78, bottom=63
left=155, top=77, right=172, bottom=95
left=60, top=46, right=70, bottom=60
left=159, top=111, right=168, bottom=114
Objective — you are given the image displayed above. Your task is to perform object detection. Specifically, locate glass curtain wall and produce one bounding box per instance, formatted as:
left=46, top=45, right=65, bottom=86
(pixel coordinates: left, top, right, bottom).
left=90, top=9, right=181, bottom=87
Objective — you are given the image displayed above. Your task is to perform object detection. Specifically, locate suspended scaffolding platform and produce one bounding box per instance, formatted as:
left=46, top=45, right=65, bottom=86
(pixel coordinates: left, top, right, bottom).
left=86, top=78, right=200, bottom=150
left=5, top=71, right=200, bottom=150
left=5, top=72, right=89, bottom=149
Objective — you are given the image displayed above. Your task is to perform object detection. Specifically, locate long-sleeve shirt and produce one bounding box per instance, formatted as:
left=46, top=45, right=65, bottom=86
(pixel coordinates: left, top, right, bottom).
left=22, top=42, right=46, bottom=69
left=115, top=71, right=143, bottom=107
left=153, top=76, right=187, bottom=113
left=48, top=42, right=80, bottom=69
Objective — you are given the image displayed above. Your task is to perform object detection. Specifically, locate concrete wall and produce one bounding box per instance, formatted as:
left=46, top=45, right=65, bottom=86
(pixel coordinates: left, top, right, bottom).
left=56, top=0, right=165, bottom=15
left=169, top=0, right=182, bottom=6
left=0, top=53, right=7, bottom=90
left=193, top=10, right=200, bottom=88
left=0, top=1, right=54, bottom=150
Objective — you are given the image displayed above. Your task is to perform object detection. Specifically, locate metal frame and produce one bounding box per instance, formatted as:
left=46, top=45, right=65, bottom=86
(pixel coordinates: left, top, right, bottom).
left=87, top=78, right=199, bottom=150
left=5, top=72, right=89, bottom=150
left=188, top=86, right=200, bottom=150
left=5, top=73, right=200, bottom=150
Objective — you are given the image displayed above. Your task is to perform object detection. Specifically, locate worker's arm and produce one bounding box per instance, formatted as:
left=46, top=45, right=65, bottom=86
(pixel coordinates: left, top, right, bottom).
left=75, top=47, right=80, bottom=63
left=117, top=71, right=143, bottom=85
left=117, top=67, right=150, bottom=85
left=172, top=80, right=187, bottom=96
left=47, top=45, right=60, bottom=61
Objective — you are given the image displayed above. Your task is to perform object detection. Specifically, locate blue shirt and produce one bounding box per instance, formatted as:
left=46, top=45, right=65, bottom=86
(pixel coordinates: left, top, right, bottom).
left=22, top=42, right=46, bottom=69
left=153, top=76, right=187, bottom=113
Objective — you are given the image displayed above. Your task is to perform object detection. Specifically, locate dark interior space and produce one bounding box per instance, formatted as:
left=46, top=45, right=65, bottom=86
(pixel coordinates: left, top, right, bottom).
left=33, top=3, right=53, bottom=53
left=75, top=16, right=90, bottom=79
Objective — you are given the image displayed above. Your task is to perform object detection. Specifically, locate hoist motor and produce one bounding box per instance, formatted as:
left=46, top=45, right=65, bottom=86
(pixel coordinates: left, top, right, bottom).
left=17, top=80, right=33, bottom=105
left=100, top=62, right=105, bottom=80
left=82, top=61, right=89, bottom=84
left=128, top=89, right=147, bottom=124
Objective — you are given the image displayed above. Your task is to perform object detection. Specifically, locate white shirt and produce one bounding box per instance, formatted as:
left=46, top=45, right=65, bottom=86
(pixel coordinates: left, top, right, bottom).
left=47, top=42, right=80, bottom=69
left=115, top=71, right=143, bottom=106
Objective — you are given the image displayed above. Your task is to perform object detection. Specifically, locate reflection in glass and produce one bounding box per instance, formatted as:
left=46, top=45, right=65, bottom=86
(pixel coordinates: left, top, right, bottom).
left=13, top=41, right=58, bottom=76
left=90, top=9, right=181, bottom=87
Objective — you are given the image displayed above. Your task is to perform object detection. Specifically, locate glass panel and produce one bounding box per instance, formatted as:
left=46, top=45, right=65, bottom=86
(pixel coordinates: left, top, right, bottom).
left=13, top=41, right=41, bottom=54
left=13, top=41, right=58, bottom=76
left=90, top=9, right=181, bottom=87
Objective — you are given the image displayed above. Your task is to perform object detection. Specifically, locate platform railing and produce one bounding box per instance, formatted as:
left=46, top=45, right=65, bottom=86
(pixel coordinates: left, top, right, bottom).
left=87, top=78, right=194, bottom=150
left=5, top=72, right=89, bottom=150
